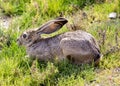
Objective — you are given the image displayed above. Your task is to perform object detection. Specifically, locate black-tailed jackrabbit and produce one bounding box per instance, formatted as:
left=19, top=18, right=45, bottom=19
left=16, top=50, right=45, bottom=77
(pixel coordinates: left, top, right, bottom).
left=17, top=17, right=101, bottom=65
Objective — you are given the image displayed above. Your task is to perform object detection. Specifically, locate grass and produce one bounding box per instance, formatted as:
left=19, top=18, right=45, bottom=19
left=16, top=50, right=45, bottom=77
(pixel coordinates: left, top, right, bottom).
left=0, top=0, right=120, bottom=86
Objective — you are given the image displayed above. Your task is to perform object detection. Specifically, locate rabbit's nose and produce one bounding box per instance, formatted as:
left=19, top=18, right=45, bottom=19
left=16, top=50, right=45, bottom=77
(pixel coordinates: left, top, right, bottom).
left=17, top=38, right=19, bottom=42
left=17, top=38, right=22, bottom=45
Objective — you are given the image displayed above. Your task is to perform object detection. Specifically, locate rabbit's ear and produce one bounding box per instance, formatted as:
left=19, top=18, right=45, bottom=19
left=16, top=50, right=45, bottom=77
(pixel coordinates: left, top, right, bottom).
left=36, top=17, right=68, bottom=34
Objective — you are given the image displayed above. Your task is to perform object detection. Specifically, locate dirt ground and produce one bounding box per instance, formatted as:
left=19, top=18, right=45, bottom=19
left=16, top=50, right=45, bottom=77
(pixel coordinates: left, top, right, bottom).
left=87, top=68, right=120, bottom=86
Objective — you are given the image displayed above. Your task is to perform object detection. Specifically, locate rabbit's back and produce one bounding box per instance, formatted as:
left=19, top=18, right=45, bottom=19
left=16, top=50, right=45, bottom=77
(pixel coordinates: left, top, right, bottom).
left=61, top=30, right=99, bottom=49
left=60, top=30, right=100, bottom=64
left=62, top=30, right=96, bottom=43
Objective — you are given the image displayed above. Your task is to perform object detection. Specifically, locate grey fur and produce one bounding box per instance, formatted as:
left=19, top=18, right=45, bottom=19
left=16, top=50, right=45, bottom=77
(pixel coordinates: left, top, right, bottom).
left=17, top=17, right=101, bottom=65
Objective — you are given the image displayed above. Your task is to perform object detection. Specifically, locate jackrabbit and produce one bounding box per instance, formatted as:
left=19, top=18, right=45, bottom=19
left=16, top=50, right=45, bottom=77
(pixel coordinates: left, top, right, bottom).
left=17, top=17, right=101, bottom=65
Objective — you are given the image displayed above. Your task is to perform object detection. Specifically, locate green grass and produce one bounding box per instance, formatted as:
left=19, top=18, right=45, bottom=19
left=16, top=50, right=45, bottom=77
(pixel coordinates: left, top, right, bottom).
left=0, top=0, right=120, bottom=86
left=0, top=0, right=105, bottom=16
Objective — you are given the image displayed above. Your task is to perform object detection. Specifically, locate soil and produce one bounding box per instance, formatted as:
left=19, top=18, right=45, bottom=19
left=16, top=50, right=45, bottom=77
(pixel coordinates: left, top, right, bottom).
left=0, top=16, right=12, bottom=29
left=87, top=68, right=120, bottom=86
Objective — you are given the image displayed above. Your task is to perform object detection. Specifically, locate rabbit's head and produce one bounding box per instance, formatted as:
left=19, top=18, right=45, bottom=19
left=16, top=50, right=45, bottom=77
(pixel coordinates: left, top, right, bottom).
left=17, top=17, right=68, bottom=47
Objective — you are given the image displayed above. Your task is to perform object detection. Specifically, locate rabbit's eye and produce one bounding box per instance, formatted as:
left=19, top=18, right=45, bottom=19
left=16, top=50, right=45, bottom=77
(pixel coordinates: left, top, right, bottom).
left=22, top=34, right=27, bottom=39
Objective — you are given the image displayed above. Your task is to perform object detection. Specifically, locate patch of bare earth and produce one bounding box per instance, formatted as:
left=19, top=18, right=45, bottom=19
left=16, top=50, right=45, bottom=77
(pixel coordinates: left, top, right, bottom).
left=86, top=68, right=120, bottom=86
left=0, top=15, right=12, bottom=50
left=0, top=16, right=12, bottom=29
